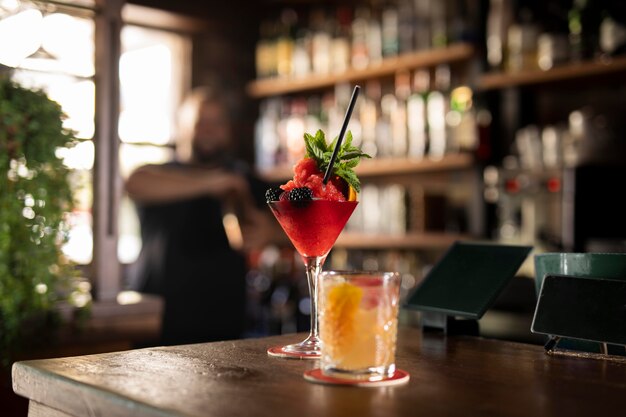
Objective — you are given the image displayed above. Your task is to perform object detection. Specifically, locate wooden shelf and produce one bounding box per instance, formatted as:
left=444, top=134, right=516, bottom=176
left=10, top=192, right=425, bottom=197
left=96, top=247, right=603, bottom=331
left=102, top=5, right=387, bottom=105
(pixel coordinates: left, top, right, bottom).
left=478, top=56, right=626, bottom=91
left=259, top=153, right=474, bottom=182
left=247, top=43, right=475, bottom=98
left=335, top=232, right=468, bottom=250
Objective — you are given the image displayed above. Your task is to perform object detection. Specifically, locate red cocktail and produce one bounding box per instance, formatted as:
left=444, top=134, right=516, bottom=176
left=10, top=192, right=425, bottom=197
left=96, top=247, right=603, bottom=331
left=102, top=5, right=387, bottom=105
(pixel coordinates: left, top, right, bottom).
left=267, top=200, right=357, bottom=358
left=269, top=200, right=357, bottom=258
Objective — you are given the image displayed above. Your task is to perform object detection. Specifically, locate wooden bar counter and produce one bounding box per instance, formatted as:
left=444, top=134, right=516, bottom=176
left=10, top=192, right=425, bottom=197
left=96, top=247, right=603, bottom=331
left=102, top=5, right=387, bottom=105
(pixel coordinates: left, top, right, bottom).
left=12, top=327, right=626, bottom=417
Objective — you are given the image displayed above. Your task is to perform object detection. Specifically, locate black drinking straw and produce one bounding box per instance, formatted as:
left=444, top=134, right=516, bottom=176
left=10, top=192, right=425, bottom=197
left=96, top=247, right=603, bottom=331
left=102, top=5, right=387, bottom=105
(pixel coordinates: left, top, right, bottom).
left=322, top=85, right=361, bottom=185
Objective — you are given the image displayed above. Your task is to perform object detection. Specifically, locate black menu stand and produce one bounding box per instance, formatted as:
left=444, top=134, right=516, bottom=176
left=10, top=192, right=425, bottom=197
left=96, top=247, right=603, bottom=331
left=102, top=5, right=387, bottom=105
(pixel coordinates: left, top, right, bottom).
left=405, top=242, right=533, bottom=336
left=532, top=274, right=626, bottom=363
left=420, top=311, right=479, bottom=336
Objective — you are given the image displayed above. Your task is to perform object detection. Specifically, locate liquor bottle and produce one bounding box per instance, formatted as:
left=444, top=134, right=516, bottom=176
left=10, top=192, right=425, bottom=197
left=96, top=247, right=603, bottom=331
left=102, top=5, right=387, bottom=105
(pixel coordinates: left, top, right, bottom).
left=407, top=70, right=429, bottom=159
left=285, top=99, right=307, bottom=164
left=439, top=65, right=460, bottom=154
left=360, top=81, right=379, bottom=157
left=427, top=65, right=450, bottom=159
left=368, top=6, right=383, bottom=66
left=507, top=10, right=539, bottom=71
left=475, top=107, right=493, bottom=163
left=310, top=9, right=331, bottom=75
left=446, top=0, right=474, bottom=45
left=392, top=71, right=410, bottom=157
left=384, top=184, right=407, bottom=234
left=568, top=0, right=602, bottom=61
left=414, top=0, right=431, bottom=50
left=334, top=82, right=353, bottom=133
left=335, top=82, right=363, bottom=147
left=305, top=96, right=322, bottom=139
left=377, top=84, right=393, bottom=157
left=255, top=99, right=280, bottom=170
left=352, top=7, right=370, bottom=69
left=276, top=10, right=296, bottom=78
left=291, top=29, right=311, bottom=78
left=430, top=0, right=447, bottom=47
left=320, top=92, right=335, bottom=137
left=382, top=3, right=399, bottom=57
left=255, top=21, right=275, bottom=78
left=450, top=85, right=477, bottom=153
left=541, top=125, right=563, bottom=169
left=397, top=0, right=414, bottom=53
left=361, top=184, right=380, bottom=233
left=600, top=16, right=626, bottom=56
left=331, top=7, right=352, bottom=73
left=275, top=98, right=291, bottom=165
left=515, top=125, right=542, bottom=171
left=486, top=0, right=514, bottom=69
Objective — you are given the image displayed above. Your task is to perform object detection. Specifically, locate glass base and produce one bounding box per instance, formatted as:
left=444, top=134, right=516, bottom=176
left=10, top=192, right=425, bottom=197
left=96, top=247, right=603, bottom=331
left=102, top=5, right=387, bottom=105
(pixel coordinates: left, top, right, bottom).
left=267, top=335, right=321, bottom=359
left=283, top=335, right=320, bottom=355
left=304, top=368, right=409, bottom=387
left=321, top=364, right=396, bottom=382
left=267, top=344, right=320, bottom=359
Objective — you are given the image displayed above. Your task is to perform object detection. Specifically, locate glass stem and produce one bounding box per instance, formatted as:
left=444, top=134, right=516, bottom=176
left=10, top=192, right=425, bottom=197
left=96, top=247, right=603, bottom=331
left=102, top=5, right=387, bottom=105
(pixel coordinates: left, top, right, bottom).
left=303, top=255, right=326, bottom=341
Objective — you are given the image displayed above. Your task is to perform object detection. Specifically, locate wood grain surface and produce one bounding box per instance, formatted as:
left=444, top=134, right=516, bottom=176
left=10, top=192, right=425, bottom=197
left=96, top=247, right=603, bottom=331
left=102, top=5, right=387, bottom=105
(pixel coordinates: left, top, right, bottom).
left=12, top=328, right=626, bottom=417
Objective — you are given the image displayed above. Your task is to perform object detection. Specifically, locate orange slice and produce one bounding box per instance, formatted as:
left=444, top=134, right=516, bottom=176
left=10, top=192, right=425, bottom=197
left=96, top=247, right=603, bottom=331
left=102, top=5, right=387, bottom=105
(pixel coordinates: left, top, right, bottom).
left=348, top=186, right=358, bottom=202
left=323, top=283, right=363, bottom=353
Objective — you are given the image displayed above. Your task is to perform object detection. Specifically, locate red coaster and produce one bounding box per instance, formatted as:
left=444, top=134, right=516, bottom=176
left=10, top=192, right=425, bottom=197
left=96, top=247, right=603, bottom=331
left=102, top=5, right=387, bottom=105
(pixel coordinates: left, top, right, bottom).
left=303, top=368, right=410, bottom=387
left=267, top=345, right=321, bottom=359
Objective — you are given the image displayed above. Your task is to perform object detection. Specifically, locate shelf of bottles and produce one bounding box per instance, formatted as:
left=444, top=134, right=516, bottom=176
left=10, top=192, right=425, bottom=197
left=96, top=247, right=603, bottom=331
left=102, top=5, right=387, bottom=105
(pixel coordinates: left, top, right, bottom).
left=481, top=0, right=626, bottom=91
left=256, top=66, right=481, bottom=172
left=251, top=3, right=479, bottom=89
left=248, top=43, right=474, bottom=98
left=254, top=68, right=481, bottom=178
left=479, top=0, right=626, bottom=252
left=479, top=55, right=626, bottom=91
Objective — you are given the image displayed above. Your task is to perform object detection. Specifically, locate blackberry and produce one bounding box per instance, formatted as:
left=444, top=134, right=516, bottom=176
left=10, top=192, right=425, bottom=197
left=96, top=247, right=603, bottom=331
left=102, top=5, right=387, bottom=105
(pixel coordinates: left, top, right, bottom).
left=287, top=187, right=313, bottom=204
left=265, top=187, right=283, bottom=202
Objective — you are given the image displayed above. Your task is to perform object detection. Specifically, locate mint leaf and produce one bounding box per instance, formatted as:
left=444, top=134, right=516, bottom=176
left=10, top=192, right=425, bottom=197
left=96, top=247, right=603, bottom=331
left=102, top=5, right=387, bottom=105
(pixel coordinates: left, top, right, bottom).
left=313, top=130, right=327, bottom=153
left=328, top=135, right=338, bottom=153
left=343, top=131, right=353, bottom=150
left=340, top=151, right=371, bottom=160
left=300, top=129, right=367, bottom=194
left=305, top=131, right=327, bottom=161
left=337, top=169, right=360, bottom=193
left=304, top=133, right=316, bottom=158
left=311, top=144, right=326, bottom=161
left=344, top=146, right=361, bottom=153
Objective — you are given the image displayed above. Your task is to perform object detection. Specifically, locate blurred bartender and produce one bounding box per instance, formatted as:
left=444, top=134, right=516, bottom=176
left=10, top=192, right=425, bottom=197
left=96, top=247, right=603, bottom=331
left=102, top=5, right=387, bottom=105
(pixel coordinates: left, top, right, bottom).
left=126, top=87, right=274, bottom=345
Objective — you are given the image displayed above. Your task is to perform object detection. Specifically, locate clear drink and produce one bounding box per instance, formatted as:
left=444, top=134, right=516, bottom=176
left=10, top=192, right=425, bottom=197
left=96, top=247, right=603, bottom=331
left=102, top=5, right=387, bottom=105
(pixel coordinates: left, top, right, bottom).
left=319, top=271, right=400, bottom=381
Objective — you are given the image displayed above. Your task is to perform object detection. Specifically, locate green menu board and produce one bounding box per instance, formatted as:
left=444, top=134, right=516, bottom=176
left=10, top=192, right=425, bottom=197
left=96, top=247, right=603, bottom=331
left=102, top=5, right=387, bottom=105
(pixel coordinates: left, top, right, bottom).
left=405, top=242, right=532, bottom=319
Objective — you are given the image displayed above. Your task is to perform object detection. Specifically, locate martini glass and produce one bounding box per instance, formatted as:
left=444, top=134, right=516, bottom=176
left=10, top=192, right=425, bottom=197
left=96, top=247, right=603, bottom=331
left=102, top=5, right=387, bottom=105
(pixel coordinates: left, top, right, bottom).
left=267, top=199, right=357, bottom=358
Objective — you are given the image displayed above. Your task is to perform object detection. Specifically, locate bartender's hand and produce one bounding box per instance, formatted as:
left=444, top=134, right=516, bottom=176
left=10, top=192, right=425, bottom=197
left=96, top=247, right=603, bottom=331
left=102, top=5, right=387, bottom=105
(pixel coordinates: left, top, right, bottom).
left=210, top=172, right=254, bottom=202
left=239, top=208, right=277, bottom=251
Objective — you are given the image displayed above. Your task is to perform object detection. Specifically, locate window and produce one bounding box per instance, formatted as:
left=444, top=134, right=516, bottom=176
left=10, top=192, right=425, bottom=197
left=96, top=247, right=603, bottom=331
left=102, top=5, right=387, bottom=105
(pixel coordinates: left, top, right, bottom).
left=6, top=5, right=96, bottom=265
left=3, top=0, right=197, bottom=299
left=118, top=25, right=190, bottom=264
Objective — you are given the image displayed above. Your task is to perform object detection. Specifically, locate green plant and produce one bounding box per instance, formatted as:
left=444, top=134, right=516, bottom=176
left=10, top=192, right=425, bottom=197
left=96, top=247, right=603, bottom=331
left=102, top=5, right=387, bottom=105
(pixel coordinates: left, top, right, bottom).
left=0, top=77, right=77, bottom=364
